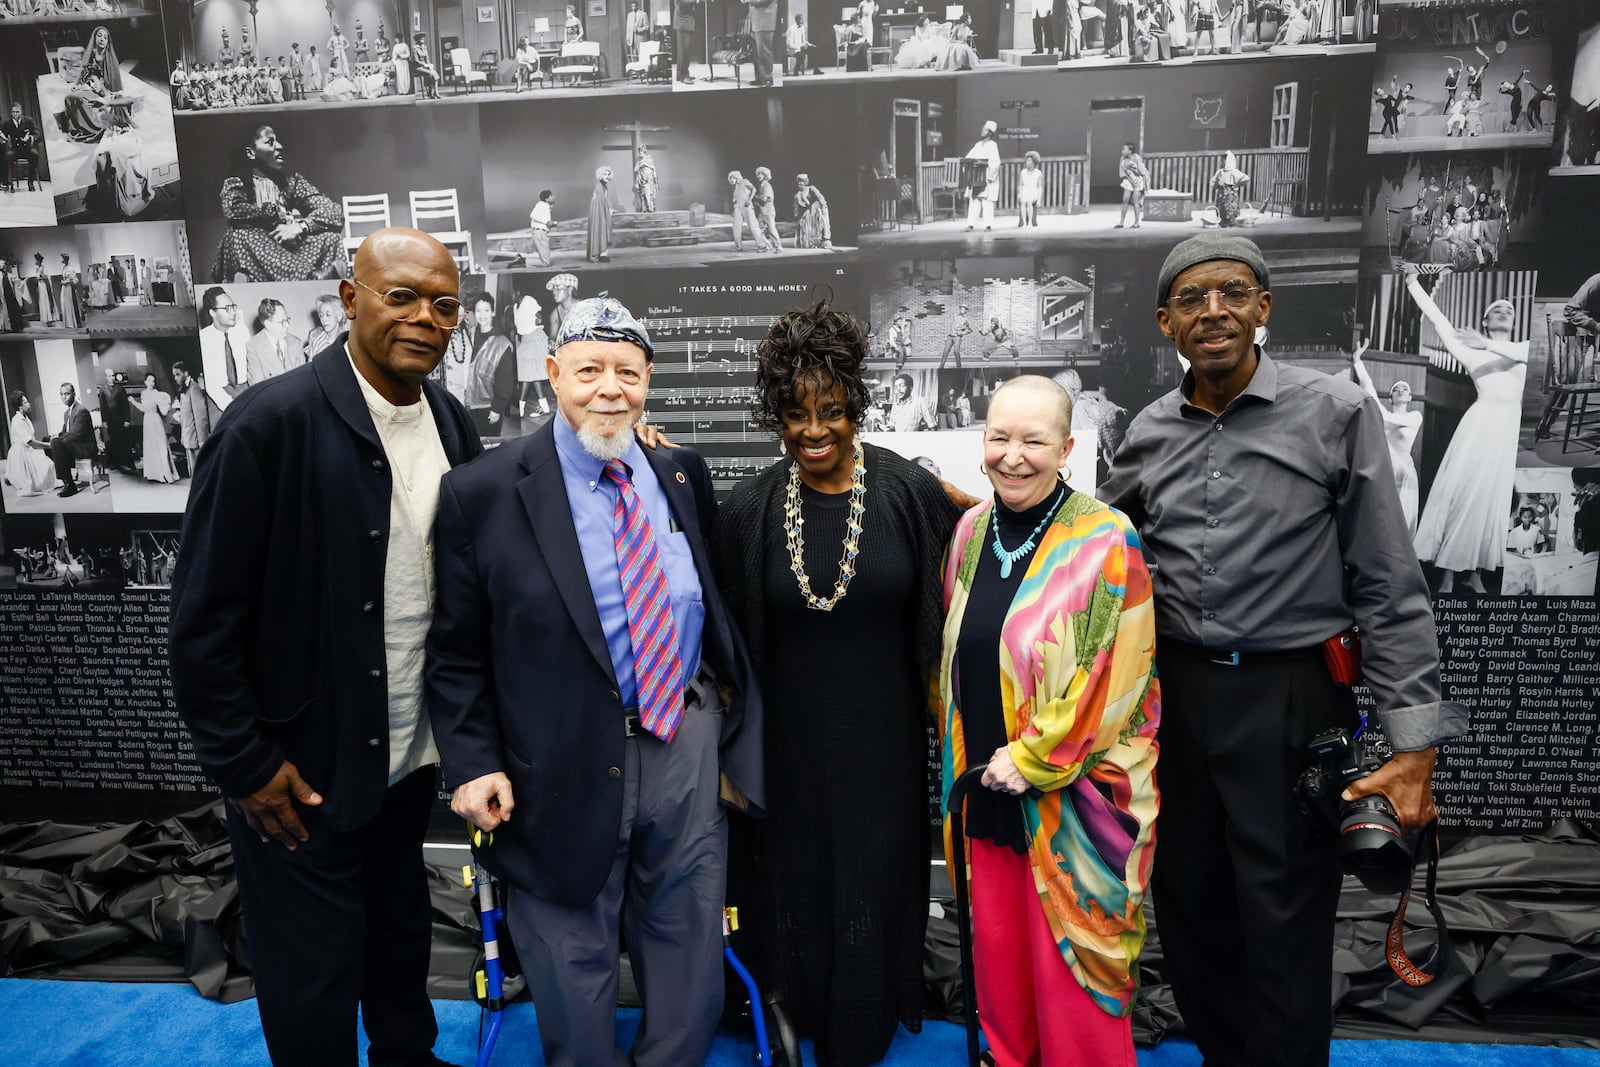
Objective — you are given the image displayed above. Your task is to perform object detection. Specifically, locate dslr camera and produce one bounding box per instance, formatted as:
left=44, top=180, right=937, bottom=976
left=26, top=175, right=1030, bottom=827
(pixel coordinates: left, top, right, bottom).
left=1295, top=727, right=1414, bottom=894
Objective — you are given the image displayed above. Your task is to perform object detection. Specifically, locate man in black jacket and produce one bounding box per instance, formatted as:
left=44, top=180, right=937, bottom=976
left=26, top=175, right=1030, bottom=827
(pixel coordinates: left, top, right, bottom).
left=96, top=367, right=132, bottom=471
left=48, top=382, right=97, bottom=496
left=1, top=102, right=43, bottom=193
left=170, top=229, right=478, bottom=1067
left=427, top=297, right=764, bottom=1067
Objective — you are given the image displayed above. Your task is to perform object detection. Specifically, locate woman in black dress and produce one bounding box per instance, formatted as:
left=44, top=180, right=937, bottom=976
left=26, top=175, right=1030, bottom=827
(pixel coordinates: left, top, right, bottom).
left=713, top=300, right=962, bottom=1066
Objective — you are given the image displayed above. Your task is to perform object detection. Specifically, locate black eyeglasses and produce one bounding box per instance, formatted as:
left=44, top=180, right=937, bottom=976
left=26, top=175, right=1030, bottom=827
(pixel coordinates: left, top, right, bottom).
left=1167, top=285, right=1262, bottom=315
left=351, top=278, right=463, bottom=327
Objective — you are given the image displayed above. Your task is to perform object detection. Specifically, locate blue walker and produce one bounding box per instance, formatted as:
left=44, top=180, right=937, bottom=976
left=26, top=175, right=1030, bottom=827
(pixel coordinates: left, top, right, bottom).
left=463, top=825, right=801, bottom=1066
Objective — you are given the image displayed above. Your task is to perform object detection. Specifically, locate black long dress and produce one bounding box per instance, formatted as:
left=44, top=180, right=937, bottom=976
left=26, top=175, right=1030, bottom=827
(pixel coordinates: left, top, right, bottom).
left=714, top=444, right=962, bottom=1067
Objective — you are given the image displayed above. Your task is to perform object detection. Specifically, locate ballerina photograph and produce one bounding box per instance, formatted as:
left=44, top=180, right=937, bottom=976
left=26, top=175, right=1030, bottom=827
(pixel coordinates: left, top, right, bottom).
left=1351, top=340, right=1423, bottom=534
left=34, top=22, right=182, bottom=224
left=1404, top=266, right=1532, bottom=595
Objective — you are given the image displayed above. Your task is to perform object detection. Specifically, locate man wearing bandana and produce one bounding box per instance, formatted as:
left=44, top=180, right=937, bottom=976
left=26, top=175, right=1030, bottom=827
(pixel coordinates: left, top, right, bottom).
left=427, top=297, right=765, bottom=1067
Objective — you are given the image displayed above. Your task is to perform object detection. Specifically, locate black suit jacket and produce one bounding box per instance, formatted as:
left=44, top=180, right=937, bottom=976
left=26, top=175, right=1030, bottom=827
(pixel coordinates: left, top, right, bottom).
left=98, top=384, right=130, bottom=429
left=54, top=402, right=95, bottom=459
left=169, top=335, right=482, bottom=831
left=1, top=117, right=41, bottom=149
left=426, top=419, right=765, bottom=908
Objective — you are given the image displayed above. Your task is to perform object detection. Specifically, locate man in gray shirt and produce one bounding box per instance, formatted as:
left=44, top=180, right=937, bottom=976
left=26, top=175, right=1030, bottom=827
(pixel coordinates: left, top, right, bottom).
left=1101, top=233, right=1467, bottom=1067
left=1563, top=270, right=1600, bottom=335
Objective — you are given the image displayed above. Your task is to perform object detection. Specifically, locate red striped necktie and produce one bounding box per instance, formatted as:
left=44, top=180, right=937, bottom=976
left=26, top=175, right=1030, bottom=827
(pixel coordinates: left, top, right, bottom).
left=603, top=459, right=685, bottom=743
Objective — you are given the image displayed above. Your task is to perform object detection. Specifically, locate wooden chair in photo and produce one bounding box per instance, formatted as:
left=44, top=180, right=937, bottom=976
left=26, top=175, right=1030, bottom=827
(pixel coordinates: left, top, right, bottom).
left=79, top=413, right=109, bottom=494
left=342, top=193, right=393, bottom=260
left=475, top=50, right=500, bottom=87
left=625, top=40, right=662, bottom=82
left=865, top=31, right=893, bottom=69
left=46, top=46, right=85, bottom=77
left=408, top=189, right=473, bottom=273
left=710, top=20, right=755, bottom=84
left=448, top=48, right=490, bottom=92
left=551, top=41, right=603, bottom=86
left=1534, top=312, right=1600, bottom=454
left=834, top=23, right=850, bottom=69
left=931, top=158, right=963, bottom=219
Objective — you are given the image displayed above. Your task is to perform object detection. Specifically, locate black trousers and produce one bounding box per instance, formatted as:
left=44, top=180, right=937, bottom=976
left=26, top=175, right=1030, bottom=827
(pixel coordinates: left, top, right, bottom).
left=676, top=29, right=699, bottom=78
left=225, top=766, right=440, bottom=1067
left=4, top=146, right=40, bottom=187
left=1151, top=645, right=1357, bottom=1067
left=1033, top=12, right=1056, bottom=51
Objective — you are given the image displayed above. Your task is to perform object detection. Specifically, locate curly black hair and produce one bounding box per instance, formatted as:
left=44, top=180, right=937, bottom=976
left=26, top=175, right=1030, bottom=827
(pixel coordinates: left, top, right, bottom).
left=752, top=296, right=873, bottom=433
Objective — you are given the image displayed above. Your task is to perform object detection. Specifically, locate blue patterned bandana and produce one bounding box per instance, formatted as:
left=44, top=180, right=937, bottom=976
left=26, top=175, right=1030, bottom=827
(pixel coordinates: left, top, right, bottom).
left=555, top=297, right=655, bottom=362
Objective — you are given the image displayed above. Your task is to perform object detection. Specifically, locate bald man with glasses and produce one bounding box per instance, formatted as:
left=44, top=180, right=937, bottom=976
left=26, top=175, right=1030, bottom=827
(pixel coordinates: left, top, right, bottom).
left=171, top=228, right=480, bottom=1067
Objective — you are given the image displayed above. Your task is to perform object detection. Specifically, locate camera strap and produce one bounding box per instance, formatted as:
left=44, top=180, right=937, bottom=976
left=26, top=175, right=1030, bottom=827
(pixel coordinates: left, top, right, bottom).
left=1384, top=820, right=1451, bottom=987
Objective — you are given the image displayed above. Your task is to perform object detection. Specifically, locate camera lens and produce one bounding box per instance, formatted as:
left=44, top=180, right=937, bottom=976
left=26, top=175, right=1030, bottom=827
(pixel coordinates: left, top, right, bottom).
left=1339, top=796, right=1413, bottom=894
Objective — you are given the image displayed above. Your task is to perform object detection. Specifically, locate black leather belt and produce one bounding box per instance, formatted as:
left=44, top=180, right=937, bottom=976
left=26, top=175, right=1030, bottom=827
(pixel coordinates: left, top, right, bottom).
left=1164, top=638, right=1322, bottom=668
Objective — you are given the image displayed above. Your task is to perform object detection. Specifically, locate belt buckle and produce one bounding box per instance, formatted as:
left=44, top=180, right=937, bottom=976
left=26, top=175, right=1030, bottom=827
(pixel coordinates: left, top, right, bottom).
left=623, top=714, right=641, bottom=738
left=1211, top=650, right=1241, bottom=667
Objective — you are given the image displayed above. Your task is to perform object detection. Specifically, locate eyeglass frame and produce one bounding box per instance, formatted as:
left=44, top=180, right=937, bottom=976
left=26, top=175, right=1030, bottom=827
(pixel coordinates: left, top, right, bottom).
left=1165, top=284, right=1265, bottom=315
left=349, top=277, right=464, bottom=327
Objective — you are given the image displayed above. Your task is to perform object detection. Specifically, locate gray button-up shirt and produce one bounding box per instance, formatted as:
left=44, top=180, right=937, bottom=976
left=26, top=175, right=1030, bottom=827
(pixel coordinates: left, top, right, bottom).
left=1100, top=350, right=1468, bottom=752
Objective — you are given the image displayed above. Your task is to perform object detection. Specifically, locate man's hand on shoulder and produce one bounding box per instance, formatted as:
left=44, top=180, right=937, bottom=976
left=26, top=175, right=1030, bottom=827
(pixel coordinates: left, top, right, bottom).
left=452, top=771, right=515, bottom=832
left=941, top=477, right=983, bottom=511
left=232, top=759, right=323, bottom=850
left=1344, top=746, right=1438, bottom=834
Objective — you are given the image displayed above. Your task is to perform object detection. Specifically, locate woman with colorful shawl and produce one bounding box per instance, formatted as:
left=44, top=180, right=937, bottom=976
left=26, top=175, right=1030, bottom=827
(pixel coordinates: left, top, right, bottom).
left=937, top=375, right=1160, bottom=1067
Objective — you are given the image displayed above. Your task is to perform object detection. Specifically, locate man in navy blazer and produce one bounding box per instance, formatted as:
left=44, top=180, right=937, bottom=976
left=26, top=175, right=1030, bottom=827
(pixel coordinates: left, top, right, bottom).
left=171, top=229, right=478, bottom=1067
left=427, top=297, right=764, bottom=1067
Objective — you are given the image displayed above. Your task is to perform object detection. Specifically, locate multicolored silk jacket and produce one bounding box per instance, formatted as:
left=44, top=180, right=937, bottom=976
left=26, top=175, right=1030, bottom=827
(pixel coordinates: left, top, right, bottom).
left=937, top=491, right=1162, bottom=1017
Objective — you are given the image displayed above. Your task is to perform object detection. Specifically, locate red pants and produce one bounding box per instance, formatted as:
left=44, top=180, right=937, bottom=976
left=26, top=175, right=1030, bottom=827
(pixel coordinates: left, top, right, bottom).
left=969, top=838, right=1135, bottom=1067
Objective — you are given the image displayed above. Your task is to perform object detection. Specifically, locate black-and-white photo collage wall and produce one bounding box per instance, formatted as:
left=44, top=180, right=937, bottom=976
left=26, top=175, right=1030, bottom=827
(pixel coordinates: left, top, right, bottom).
left=0, top=0, right=1596, bottom=831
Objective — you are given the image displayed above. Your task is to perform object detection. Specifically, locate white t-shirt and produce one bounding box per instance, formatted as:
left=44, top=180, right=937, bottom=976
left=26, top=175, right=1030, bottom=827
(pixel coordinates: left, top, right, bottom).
left=347, top=347, right=451, bottom=784
left=1506, top=523, right=1542, bottom=556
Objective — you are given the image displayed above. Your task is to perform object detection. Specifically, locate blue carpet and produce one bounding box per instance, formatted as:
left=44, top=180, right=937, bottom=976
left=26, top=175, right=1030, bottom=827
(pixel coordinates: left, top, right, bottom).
left=2, top=979, right=1598, bottom=1066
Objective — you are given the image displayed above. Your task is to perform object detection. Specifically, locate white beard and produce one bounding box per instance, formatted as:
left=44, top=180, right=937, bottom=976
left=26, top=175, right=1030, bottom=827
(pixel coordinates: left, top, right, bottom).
left=577, top=421, right=635, bottom=461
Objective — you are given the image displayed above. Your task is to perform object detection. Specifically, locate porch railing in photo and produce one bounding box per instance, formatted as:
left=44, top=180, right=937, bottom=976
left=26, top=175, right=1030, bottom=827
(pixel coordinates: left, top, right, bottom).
left=1142, top=146, right=1311, bottom=212
left=914, top=146, right=1312, bottom=222
left=916, top=154, right=1089, bottom=220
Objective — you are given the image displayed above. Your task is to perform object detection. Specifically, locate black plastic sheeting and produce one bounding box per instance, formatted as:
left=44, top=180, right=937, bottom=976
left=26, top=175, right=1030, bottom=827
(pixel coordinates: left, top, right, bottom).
left=0, top=801, right=481, bottom=1004
left=3, top=803, right=1598, bottom=1045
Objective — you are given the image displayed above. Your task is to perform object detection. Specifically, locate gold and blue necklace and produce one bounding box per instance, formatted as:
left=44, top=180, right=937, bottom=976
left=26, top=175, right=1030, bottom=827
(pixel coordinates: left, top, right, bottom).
left=990, top=485, right=1065, bottom=580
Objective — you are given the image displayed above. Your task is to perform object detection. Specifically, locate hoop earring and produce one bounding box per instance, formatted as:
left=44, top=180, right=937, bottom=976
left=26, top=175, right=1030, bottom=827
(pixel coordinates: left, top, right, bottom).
left=978, top=463, right=987, bottom=477
left=1062, top=465, right=1072, bottom=482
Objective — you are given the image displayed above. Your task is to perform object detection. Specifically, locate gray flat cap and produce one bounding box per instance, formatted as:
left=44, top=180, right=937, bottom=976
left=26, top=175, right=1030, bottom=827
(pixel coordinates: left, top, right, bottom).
left=1156, top=233, right=1271, bottom=308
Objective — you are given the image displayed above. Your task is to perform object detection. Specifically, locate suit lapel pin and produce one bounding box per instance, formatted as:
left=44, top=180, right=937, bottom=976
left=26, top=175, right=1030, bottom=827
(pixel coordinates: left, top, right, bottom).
left=676, top=472, right=686, bottom=484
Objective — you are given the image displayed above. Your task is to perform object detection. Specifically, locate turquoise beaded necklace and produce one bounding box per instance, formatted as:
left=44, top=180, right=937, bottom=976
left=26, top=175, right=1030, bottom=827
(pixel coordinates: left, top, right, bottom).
left=989, top=484, right=1065, bottom=580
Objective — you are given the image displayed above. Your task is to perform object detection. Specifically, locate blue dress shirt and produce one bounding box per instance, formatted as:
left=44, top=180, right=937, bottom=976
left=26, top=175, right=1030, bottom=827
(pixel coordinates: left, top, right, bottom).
left=553, top=416, right=705, bottom=707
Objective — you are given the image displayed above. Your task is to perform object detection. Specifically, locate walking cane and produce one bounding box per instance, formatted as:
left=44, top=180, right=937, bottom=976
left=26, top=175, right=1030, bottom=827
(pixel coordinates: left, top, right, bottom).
left=946, top=762, right=991, bottom=1067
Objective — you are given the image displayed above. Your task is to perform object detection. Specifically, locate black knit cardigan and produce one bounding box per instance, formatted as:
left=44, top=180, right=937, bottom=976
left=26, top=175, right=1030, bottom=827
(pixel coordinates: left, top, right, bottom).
left=709, top=442, right=965, bottom=679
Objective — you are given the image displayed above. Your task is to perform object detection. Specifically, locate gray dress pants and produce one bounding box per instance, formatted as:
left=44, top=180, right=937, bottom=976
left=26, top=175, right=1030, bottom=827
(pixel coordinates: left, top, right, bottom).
left=504, top=688, right=727, bottom=1067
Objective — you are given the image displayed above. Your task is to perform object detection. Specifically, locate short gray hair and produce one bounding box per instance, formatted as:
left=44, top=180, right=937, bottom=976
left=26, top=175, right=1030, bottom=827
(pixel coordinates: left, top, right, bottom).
left=991, top=375, right=1073, bottom=439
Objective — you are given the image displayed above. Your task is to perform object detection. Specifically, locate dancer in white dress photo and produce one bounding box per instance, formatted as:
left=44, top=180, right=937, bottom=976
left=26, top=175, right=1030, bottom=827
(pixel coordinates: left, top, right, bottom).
left=1407, top=268, right=1528, bottom=593
left=1351, top=343, right=1423, bottom=535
